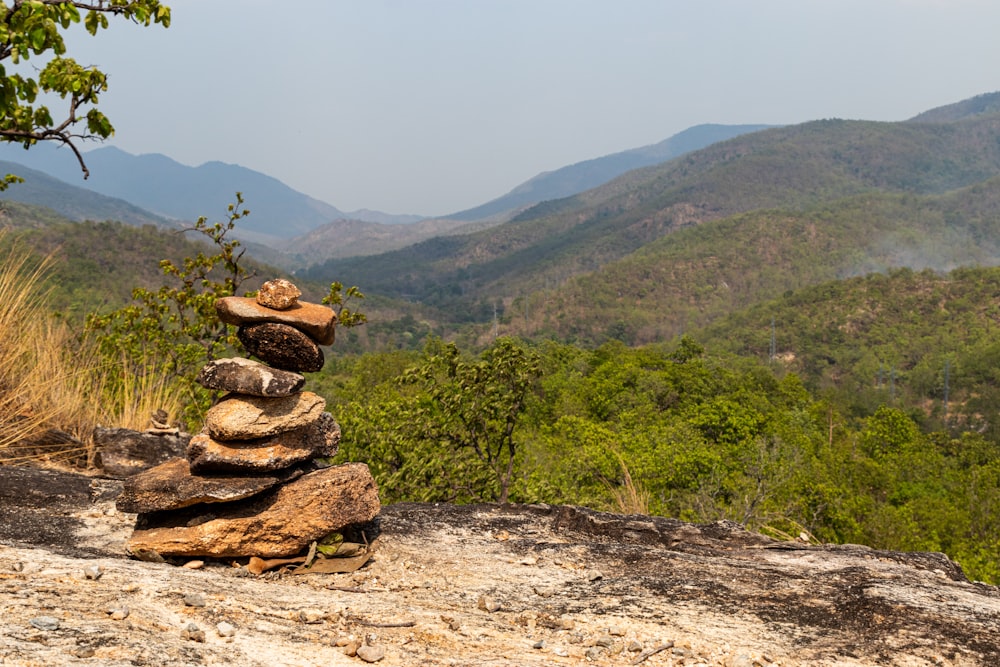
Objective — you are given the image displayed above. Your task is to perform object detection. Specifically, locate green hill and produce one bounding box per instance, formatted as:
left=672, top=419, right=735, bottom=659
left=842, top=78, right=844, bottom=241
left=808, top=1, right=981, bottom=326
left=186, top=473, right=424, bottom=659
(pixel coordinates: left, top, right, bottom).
left=691, top=264, right=1000, bottom=441
left=508, top=179, right=1000, bottom=345
left=301, top=109, right=1000, bottom=330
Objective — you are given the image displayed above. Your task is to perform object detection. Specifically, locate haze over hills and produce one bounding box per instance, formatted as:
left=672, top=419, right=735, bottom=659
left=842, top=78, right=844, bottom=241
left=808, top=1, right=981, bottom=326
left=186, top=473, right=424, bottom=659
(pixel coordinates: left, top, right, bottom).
left=0, top=161, right=171, bottom=228
left=7, top=90, right=1000, bottom=356
left=0, top=123, right=777, bottom=252
left=299, top=91, right=1000, bottom=343
left=0, top=143, right=420, bottom=242
left=446, top=123, right=774, bottom=221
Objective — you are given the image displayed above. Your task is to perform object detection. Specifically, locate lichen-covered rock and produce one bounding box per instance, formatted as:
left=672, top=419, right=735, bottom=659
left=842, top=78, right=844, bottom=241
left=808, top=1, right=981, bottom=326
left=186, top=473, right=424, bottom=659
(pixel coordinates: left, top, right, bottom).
left=126, top=463, right=380, bottom=558
left=255, top=278, right=302, bottom=310
left=196, top=357, right=305, bottom=397
left=237, top=322, right=324, bottom=372
left=204, top=391, right=326, bottom=441
left=116, top=457, right=305, bottom=513
left=188, top=413, right=340, bottom=472
left=215, top=296, right=336, bottom=345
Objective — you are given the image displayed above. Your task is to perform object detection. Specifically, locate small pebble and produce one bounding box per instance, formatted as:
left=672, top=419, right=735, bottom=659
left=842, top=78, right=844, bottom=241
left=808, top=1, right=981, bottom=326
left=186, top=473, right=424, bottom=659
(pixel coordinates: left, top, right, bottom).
left=627, top=640, right=644, bottom=652
left=30, top=616, right=60, bottom=631
left=217, top=621, right=237, bottom=637
left=356, top=643, right=386, bottom=663
left=73, top=646, right=96, bottom=658
left=183, top=593, right=207, bottom=608
left=586, top=646, right=605, bottom=660
left=12, top=562, right=24, bottom=572
left=477, top=595, right=501, bottom=613
left=532, top=639, right=546, bottom=649
left=107, top=605, right=129, bottom=621
left=83, top=564, right=104, bottom=580
left=182, top=560, right=205, bottom=570
left=608, top=626, right=627, bottom=636
left=181, top=622, right=206, bottom=642
left=595, top=635, right=615, bottom=648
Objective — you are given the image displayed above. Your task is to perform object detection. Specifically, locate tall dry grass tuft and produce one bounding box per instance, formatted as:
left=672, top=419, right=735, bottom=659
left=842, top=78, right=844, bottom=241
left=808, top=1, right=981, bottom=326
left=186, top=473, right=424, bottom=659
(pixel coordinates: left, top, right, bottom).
left=0, top=233, right=185, bottom=466
left=603, top=454, right=651, bottom=516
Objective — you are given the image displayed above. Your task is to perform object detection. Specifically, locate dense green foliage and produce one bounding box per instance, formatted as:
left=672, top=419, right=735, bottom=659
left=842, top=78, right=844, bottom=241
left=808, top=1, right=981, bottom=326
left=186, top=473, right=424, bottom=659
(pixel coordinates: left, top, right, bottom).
left=315, top=335, right=1000, bottom=584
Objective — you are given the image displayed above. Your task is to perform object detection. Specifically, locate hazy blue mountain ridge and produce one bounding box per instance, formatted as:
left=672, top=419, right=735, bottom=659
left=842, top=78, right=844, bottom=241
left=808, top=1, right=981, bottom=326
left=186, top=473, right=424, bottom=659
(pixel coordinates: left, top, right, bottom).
left=446, top=123, right=774, bottom=221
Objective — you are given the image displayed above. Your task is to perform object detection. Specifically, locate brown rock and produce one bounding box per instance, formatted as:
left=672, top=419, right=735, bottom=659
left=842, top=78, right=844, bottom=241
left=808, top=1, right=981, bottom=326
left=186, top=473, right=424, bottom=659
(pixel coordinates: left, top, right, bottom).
left=127, top=463, right=380, bottom=558
left=94, top=427, right=190, bottom=478
left=256, top=278, right=301, bottom=310
left=188, top=412, right=340, bottom=472
left=204, top=391, right=326, bottom=441
left=216, top=296, right=336, bottom=345
left=116, top=457, right=305, bottom=514
left=237, top=322, right=324, bottom=373
left=196, top=357, right=305, bottom=396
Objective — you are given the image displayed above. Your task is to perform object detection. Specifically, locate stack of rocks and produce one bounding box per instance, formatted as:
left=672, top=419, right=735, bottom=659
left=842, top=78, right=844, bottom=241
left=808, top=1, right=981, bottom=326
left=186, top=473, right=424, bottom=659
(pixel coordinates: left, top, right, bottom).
left=118, top=279, right=380, bottom=560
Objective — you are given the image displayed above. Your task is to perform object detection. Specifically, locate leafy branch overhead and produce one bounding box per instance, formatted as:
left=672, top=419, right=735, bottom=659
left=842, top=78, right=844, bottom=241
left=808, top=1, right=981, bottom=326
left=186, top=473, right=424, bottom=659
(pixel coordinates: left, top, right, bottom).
left=0, top=0, right=171, bottom=188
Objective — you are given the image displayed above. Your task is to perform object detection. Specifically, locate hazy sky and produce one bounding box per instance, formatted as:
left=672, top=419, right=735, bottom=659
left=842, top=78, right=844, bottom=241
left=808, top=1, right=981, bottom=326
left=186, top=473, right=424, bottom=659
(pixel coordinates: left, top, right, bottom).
left=51, top=0, right=1000, bottom=216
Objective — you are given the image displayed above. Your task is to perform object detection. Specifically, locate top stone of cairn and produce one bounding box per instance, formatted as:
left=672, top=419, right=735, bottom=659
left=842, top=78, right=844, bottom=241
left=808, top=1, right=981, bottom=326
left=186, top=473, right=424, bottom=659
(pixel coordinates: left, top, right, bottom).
left=256, top=278, right=301, bottom=310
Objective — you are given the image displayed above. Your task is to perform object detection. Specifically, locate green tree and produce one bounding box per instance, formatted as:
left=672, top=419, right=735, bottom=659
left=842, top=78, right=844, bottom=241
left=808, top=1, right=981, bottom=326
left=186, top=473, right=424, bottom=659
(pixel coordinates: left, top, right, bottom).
left=0, top=0, right=170, bottom=188
left=404, top=337, right=542, bottom=504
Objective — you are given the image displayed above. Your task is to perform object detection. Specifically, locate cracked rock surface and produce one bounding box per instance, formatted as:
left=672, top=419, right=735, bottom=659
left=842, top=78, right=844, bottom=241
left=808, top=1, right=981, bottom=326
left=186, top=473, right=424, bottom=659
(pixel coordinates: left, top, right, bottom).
left=1, top=465, right=998, bottom=666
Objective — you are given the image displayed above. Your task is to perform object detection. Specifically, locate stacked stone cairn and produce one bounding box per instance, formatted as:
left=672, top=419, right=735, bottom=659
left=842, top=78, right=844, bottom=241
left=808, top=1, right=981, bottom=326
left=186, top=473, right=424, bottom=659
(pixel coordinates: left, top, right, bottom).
left=117, top=279, right=380, bottom=561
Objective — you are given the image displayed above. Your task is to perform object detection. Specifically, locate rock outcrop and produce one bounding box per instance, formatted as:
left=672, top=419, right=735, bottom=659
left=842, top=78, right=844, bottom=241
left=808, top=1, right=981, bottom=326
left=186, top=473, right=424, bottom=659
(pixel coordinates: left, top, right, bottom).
left=1, top=464, right=998, bottom=667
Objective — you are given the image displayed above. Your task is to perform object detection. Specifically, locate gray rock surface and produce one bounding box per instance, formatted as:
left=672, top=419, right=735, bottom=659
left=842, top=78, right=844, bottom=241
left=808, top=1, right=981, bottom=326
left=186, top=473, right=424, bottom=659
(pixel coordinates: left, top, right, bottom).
left=2, top=465, right=999, bottom=666
left=196, top=357, right=305, bottom=397
left=93, top=427, right=190, bottom=478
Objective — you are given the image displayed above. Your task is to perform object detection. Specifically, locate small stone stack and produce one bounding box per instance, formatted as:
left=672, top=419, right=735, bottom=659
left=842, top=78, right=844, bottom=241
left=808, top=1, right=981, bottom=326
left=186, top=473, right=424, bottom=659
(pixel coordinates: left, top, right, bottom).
left=118, top=279, right=380, bottom=560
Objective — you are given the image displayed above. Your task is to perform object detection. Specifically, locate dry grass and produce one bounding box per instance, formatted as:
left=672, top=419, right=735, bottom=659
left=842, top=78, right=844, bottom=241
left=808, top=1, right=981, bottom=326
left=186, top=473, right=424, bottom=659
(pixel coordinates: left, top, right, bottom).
left=0, top=234, right=185, bottom=467
left=603, top=455, right=651, bottom=515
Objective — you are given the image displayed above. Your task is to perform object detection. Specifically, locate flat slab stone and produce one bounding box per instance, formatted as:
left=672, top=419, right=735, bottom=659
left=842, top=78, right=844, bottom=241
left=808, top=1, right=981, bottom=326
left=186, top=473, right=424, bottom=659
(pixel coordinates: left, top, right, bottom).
left=237, top=322, right=324, bottom=372
left=216, top=296, right=336, bottom=345
left=196, top=357, right=305, bottom=397
left=188, top=412, right=340, bottom=472
left=127, top=462, right=381, bottom=558
left=116, top=457, right=305, bottom=513
left=256, top=278, right=301, bottom=310
left=204, top=391, right=326, bottom=441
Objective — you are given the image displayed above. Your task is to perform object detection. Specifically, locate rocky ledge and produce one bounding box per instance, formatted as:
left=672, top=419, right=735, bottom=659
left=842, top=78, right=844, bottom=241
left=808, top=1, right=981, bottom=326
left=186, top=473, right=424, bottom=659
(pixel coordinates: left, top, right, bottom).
left=0, top=465, right=998, bottom=666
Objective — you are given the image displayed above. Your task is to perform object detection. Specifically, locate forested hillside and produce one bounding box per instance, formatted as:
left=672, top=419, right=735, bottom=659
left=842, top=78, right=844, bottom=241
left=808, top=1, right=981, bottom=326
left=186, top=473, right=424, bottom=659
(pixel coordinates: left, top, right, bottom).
left=302, top=112, right=1000, bottom=334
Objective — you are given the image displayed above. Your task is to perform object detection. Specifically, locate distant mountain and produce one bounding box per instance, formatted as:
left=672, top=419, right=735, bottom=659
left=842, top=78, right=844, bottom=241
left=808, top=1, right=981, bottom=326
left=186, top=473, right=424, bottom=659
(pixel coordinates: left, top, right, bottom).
left=272, top=217, right=495, bottom=269
left=0, top=161, right=171, bottom=228
left=301, top=95, right=1000, bottom=337
left=908, top=91, right=1000, bottom=123
left=446, top=124, right=774, bottom=221
left=0, top=143, right=421, bottom=241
